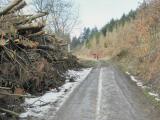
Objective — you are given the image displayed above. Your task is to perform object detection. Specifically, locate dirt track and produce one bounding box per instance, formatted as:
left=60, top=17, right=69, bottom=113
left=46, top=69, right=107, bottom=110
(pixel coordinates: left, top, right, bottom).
left=53, top=63, right=160, bottom=120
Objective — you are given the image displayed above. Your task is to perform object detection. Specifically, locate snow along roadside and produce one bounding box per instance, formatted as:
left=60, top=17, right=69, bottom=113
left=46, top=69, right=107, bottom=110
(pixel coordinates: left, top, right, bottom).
left=126, top=72, right=160, bottom=102
left=19, top=68, right=92, bottom=119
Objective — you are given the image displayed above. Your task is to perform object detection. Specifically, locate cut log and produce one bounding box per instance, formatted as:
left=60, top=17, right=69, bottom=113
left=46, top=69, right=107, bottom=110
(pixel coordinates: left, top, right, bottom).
left=27, top=31, right=45, bottom=37
left=0, top=92, right=35, bottom=98
left=17, top=12, right=48, bottom=25
left=16, top=23, right=45, bottom=31
left=0, top=0, right=23, bottom=16
left=0, top=87, right=11, bottom=90
left=9, top=0, right=27, bottom=13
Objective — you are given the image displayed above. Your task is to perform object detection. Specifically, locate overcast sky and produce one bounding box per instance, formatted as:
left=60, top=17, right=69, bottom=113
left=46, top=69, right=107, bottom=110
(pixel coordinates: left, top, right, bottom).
left=71, top=0, right=142, bottom=37
left=25, top=0, right=142, bottom=37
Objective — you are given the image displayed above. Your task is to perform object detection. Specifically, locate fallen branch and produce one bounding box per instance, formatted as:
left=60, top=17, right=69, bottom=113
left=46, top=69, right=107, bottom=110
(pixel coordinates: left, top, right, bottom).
left=0, top=92, right=35, bottom=98
left=0, top=87, right=11, bottom=90
left=0, top=107, right=19, bottom=117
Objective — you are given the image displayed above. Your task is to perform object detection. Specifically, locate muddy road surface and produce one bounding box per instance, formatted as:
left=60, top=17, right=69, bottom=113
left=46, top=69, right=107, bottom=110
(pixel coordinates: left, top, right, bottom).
left=53, top=63, right=160, bottom=120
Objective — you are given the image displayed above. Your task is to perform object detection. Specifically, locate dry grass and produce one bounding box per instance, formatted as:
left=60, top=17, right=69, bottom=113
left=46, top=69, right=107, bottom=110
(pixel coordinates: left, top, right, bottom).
left=76, top=0, right=160, bottom=91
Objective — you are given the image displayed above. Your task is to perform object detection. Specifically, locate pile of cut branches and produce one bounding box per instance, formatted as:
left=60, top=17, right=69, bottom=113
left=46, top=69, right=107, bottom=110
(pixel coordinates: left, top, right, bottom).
left=0, top=0, right=80, bottom=119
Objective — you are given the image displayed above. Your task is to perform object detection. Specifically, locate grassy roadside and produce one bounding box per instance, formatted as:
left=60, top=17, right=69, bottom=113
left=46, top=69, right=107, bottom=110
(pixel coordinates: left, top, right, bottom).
left=106, top=58, right=160, bottom=111
left=79, top=58, right=160, bottom=110
left=79, top=60, right=98, bottom=68
left=79, top=59, right=112, bottom=68
left=143, top=90, right=160, bottom=110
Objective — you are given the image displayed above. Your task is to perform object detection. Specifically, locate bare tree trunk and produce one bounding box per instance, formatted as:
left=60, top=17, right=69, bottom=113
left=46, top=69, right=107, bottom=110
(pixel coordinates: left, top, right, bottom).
left=0, top=107, right=19, bottom=117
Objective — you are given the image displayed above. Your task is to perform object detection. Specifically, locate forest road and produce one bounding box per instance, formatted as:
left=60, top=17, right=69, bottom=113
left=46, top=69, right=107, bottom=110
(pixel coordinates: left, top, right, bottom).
left=53, top=63, right=160, bottom=120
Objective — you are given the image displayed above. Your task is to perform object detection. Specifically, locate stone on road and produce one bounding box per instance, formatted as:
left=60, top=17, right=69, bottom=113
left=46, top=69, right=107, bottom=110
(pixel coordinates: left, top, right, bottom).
left=54, top=64, right=160, bottom=120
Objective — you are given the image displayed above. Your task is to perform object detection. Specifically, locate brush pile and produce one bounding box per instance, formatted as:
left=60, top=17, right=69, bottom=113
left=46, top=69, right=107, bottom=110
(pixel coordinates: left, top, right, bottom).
left=0, top=0, right=80, bottom=119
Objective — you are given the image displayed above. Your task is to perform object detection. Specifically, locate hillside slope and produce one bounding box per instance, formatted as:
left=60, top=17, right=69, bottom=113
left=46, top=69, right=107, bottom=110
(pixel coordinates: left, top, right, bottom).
left=73, top=0, right=160, bottom=92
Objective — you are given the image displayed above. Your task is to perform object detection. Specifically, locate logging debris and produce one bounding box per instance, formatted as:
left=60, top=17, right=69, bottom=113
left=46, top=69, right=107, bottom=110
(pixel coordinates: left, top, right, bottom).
left=0, top=0, right=80, bottom=119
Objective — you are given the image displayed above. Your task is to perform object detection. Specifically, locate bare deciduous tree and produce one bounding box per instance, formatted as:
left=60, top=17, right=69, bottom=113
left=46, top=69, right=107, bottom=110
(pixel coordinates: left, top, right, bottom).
left=0, top=0, right=9, bottom=9
left=32, top=0, right=79, bottom=36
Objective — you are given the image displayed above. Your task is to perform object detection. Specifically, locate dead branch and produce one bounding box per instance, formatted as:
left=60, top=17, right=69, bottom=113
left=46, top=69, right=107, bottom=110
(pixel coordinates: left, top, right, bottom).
left=0, top=107, right=19, bottom=117
left=0, top=87, right=11, bottom=90
left=27, top=31, right=45, bottom=37
left=0, top=92, right=35, bottom=98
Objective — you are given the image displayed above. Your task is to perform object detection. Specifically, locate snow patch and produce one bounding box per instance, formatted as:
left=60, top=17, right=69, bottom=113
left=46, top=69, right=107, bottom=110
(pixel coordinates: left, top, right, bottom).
left=130, top=76, right=138, bottom=82
left=136, top=82, right=143, bottom=87
left=130, top=75, right=144, bottom=88
left=141, top=86, right=148, bottom=89
left=155, top=98, right=160, bottom=101
left=20, top=68, right=92, bottom=119
left=127, top=72, right=160, bottom=103
left=148, top=92, right=158, bottom=97
left=126, top=72, right=130, bottom=75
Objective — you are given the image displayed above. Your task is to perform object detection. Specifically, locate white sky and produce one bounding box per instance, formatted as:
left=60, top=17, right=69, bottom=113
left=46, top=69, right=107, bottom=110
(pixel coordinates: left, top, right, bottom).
left=25, top=0, right=142, bottom=37
left=71, top=0, right=143, bottom=37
